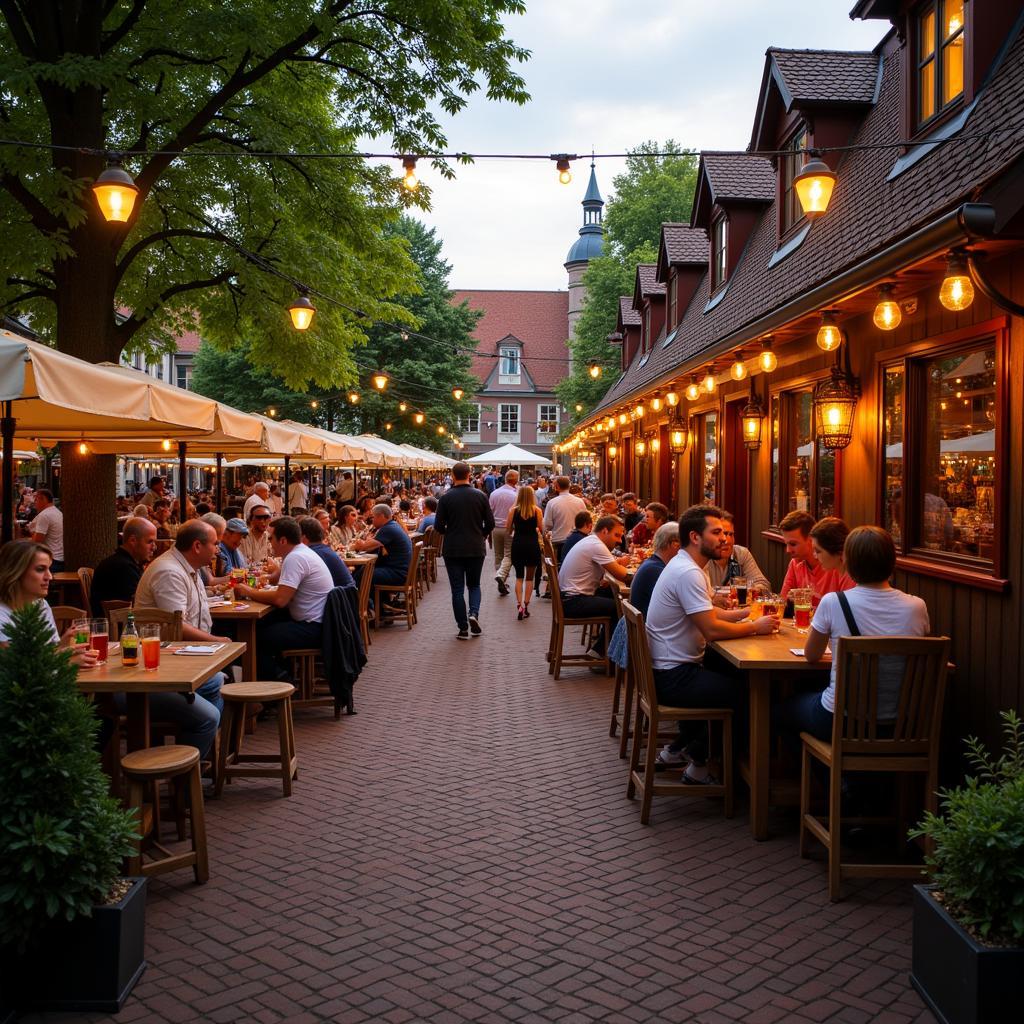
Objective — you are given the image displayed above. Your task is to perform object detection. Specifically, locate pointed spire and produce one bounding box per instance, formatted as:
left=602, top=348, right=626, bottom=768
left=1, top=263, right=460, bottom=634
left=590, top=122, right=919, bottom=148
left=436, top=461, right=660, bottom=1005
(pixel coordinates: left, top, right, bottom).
left=564, top=157, right=605, bottom=267
left=583, top=156, right=603, bottom=206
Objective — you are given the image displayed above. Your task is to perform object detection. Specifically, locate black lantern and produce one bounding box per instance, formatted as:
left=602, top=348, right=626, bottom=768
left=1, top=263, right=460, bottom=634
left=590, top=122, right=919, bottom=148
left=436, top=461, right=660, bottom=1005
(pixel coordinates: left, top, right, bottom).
left=668, top=411, right=689, bottom=455
left=740, top=379, right=766, bottom=450
left=813, top=351, right=860, bottom=450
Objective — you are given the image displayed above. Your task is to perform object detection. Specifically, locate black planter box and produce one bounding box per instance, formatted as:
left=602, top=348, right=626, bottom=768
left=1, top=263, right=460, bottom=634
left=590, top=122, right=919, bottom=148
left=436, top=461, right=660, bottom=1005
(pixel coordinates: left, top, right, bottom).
left=910, top=883, right=1023, bottom=1024
left=2, top=876, right=147, bottom=1014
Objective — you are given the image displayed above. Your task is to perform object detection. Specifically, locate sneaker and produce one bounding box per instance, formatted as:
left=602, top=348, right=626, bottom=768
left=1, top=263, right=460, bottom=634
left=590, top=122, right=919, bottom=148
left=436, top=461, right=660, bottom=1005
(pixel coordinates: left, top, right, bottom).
left=495, top=576, right=509, bottom=596
left=468, top=614, right=482, bottom=636
left=541, top=591, right=552, bottom=599
left=656, top=745, right=691, bottom=768
left=681, top=765, right=720, bottom=786
left=586, top=649, right=605, bottom=661
left=456, top=628, right=470, bottom=640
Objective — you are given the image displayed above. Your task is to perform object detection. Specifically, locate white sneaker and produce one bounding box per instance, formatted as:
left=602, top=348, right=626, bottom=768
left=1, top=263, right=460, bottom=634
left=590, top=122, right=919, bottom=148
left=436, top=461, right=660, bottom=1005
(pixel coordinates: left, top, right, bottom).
left=656, top=745, right=691, bottom=767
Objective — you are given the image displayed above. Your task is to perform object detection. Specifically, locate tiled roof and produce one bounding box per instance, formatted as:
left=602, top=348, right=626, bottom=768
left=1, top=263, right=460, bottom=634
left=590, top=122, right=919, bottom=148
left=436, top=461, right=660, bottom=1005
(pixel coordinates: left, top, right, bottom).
left=175, top=329, right=201, bottom=354
left=450, top=289, right=569, bottom=391
left=702, top=154, right=776, bottom=204
left=593, top=24, right=1024, bottom=415
left=634, top=264, right=665, bottom=305
left=662, top=224, right=707, bottom=265
left=769, top=48, right=880, bottom=106
left=618, top=296, right=641, bottom=328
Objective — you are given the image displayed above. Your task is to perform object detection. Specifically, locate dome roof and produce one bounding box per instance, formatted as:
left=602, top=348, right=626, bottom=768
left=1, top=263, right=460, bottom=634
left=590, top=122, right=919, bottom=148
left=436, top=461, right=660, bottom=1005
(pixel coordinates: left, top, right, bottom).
left=565, top=226, right=604, bottom=265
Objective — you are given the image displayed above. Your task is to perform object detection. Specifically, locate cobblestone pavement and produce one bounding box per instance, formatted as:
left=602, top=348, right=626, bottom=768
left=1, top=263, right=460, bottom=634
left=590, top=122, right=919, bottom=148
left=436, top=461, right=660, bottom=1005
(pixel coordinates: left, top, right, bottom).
left=29, top=569, right=935, bottom=1024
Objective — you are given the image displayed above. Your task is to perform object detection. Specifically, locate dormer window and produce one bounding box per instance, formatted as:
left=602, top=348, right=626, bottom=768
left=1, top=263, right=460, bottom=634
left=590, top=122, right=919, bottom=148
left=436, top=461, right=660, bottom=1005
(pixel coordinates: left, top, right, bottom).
left=643, top=306, right=651, bottom=352
left=667, top=274, right=678, bottom=328
left=916, top=0, right=965, bottom=127
left=499, top=345, right=521, bottom=383
left=780, top=125, right=809, bottom=235
left=711, top=215, right=728, bottom=291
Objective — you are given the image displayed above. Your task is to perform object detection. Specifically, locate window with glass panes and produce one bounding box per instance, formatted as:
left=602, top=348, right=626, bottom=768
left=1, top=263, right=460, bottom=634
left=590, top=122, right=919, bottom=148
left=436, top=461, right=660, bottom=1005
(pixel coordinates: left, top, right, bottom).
left=711, top=216, right=727, bottom=290
left=691, top=411, right=718, bottom=505
left=459, top=404, right=481, bottom=437
left=881, top=339, right=999, bottom=566
left=175, top=363, right=192, bottom=390
left=917, top=0, right=965, bottom=127
left=770, top=386, right=837, bottom=525
left=499, top=403, right=520, bottom=437
left=780, top=126, right=809, bottom=234
left=537, top=404, right=559, bottom=435
left=499, top=346, right=521, bottom=383
left=668, top=274, right=678, bottom=328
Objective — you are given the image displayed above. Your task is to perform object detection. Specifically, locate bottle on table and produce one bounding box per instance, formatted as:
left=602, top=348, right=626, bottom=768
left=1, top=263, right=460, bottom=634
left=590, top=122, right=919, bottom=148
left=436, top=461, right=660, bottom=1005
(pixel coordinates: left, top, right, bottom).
left=121, top=613, right=139, bottom=667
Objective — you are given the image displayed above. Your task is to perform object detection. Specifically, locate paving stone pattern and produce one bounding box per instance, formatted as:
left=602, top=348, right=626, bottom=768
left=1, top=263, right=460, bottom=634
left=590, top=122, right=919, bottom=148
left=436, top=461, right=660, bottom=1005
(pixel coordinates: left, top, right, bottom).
left=30, top=572, right=935, bottom=1024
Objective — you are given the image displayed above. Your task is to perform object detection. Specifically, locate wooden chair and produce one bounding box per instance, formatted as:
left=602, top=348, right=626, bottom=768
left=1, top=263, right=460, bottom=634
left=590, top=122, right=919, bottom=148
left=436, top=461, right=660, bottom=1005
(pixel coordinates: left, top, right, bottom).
left=77, top=567, right=94, bottom=616
left=799, top=635, right=949, bottom=901
left=606, top=578, right=630, bottom=747
left=109, top=606, right=183, bottom=641
left=216, top=682, right=298, bottom=798
left=51, top=605, right=87, bottom=637
left=545, top=557, right=611, bottom=679
left=421, top=526, right=440, bottom=584
left=356, top=556, right=375, bottom=649
left=281, top=648, right=344, bottom=717
left=415, top=538, right=430, bottom=599
left=101, top=599, right=131, bottom=620
left=374, top=541, right=422, bottom=631
left=623, top=601, right=733, bottom=824
left=122, top=744, right=209, bottom=884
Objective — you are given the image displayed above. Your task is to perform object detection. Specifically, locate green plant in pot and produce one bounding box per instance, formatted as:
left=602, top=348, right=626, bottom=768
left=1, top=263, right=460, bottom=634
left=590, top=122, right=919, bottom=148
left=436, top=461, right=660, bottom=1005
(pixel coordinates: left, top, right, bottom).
left=0, top=603, right=144, bottom=1014
left=908, top=709, right=1024, bottom=1024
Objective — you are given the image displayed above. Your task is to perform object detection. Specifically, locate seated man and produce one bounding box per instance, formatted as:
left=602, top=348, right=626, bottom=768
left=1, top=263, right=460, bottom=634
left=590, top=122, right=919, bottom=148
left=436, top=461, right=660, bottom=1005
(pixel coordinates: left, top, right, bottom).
left=298, top=516, right=355, bottom=588
left=620, top=493, right=643, bottom=533
left=132, top=521, right=229, bottom=758
left=91, top=516, right=158, bottom=608
left=239, top=503, right=273, bottom=564
left=242, top=481, right=271, bottom=521
left=416, top=496, right=438, bottom=533
left=778, top=510, right=855, bottom=605
left=556, top=514, right=630, bottom=657
left=353, top=503, right=412, bottom=590
left=150, top=497, right=173, bottom=540
left=217, top=517, right=249, bottom=576
left=706, top=511, right=770, bottom=591
left=235, top=516, right=334, bottom=681
left=645, top=505, right=777, bottom=782
left=598, top=493, right=619, bottom=517
left=559, top=510, right=593, bottom=562
left=628, top=501, right=669, bottom=549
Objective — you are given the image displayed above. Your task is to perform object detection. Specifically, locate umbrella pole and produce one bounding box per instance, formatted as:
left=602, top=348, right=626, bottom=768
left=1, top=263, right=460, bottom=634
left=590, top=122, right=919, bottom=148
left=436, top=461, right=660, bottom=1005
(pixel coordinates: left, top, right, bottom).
left=1, top=401, right=14, bottom=544
left=178, top=442, right=190, bottom=520
left=284, top=455, right=291, bottom=513
left=307, top=464, right=312, bottom=508
left=215, top=453, right=223, bottom=514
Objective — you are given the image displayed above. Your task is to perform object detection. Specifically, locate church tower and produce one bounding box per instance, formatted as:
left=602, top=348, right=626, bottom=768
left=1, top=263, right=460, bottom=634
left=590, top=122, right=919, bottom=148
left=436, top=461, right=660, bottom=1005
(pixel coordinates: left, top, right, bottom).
left=564, top=161, right=604, bottom=341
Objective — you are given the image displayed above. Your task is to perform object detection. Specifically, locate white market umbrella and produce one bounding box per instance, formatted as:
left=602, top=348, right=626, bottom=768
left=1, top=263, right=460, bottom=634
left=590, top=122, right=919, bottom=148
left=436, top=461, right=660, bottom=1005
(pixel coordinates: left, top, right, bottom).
left=465, top=443, right=552, bottom=467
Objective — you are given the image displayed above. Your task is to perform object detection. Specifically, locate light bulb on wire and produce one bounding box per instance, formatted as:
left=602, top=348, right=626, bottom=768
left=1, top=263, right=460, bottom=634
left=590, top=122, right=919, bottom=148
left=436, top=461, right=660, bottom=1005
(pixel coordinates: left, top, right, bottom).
left=372, top=372, right=389, bottom=391
left=872, top=287, right=901, bottom=331
left=554, top=154, right=573, bottom=185
left=817, top=311, right=843, bottom=350
left=401, top=156, right=419, bottom=191
left=685, top=376, right=701, bottom=402
left=91, top=158, right=139, bottom=223
left=939, top=252, right=975, bottom=311
left=730, top=353, right=748, bottom=381
left=758, top=339, right=777, bottom=373
left=288, top=293, right=316, bottom=330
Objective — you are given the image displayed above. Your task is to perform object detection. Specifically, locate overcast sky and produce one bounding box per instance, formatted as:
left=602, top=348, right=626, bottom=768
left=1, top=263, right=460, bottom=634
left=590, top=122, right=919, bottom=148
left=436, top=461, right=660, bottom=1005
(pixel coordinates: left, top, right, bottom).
left=379, top=2, right=887, bottom=292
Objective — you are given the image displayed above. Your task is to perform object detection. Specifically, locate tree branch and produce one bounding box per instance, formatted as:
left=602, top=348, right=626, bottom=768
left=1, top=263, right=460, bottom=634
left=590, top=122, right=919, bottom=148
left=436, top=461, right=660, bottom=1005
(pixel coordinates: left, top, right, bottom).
left=114, top=227, right=229, bottom=285
left=101, top=0, right=147, bottom=54
left=1, top=288, right=54, bottom=310
left=0, top=171, right=60, bottom=233
left=117, top=268, right=235, bottom=344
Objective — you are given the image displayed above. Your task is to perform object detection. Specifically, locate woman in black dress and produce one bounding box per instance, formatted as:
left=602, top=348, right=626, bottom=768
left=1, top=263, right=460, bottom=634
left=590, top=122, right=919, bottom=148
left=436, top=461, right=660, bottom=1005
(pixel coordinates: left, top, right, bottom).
left=505, top=485, right=543, bottom=620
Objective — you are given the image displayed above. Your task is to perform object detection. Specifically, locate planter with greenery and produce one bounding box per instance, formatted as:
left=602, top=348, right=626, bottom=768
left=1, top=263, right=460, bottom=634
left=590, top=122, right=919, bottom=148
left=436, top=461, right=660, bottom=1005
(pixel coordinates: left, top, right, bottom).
left=909, top=710, right=1024, bottom=1024
left=0, top=603, right=143, bottom=1013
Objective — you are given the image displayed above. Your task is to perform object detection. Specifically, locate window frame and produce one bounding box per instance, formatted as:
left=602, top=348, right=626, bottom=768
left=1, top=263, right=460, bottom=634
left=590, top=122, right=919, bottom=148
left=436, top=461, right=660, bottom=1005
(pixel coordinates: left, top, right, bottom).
left=875, top=317, right=1009, bottom=588
left=689, top=403, right=720, bottom=507
left=537, top=404, right=560, bottom=438
left=667, top=273, right=678, bottom=329
left=498, top=345, right=521, bottom=384
left=459, top=403, right=481, bottom=439
left=779, top=123, right=810, bottom=238
left=498, top=402, right=521, bottom=441
left=175, top=362, right=192, bottom=391
left=914, top=0, right=967, bottom=132
left=710, top=213, right=728, bottom=293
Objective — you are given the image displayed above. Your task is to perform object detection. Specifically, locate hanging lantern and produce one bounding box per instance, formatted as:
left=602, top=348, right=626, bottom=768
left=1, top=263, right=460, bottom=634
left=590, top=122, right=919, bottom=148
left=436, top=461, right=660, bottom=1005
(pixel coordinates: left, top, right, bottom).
left=452, top=386, right=464, bottom=401
left=665, top=389, right=679, bottom=407
left=758, top=338, right=778, bottom=373
left=372, top=372, right=389, bottom=391
left=414, top=411, right=425, bottom=425
left=741, top=380, right=765, bottom=450
left=398, top=401, right=408, bottom=413
left=793, top=156, right=837, bottom=219
left=288, top=293, right=316, bottom=330
left=813, top=364, right=860, bottom=450
left=668, top=414, right=689, bottom=455
left=607, top=443, right=618, bottom=460
left=161, top=438, right=172, bottom=452
left=633, top=402, right=644, bottom=419
left=650, top=394, right=663, bottom=412
left=939, top=251, right=975, bottom=311
left=872, top=286, right=902, bottom=331
left=618, top=412, right=628, bottom=426
left=650, top=435, right=660, bottom=453
left=91, top=159, right=139, bottom=222
left=77, top=441, right=90, bottom=456
left=401, top=156, right=419, bottom=191
left=348, top=391, right=360, bottom=404
left=588, top=362, right=602, bottom=379
left=730, top=352, right=748, bottom=381
left=635, top=437, right=647, bottom=458
left=702, top=366, right=717, bottom=394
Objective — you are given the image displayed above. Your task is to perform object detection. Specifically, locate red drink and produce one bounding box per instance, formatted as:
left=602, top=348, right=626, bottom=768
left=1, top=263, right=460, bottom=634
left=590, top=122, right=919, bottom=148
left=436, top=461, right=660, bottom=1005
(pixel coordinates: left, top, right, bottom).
left=795, top=606, right=811, bottom=630
left=90, top=631, right=109, bottom=664
left=141, top=636, right=161, bottom=671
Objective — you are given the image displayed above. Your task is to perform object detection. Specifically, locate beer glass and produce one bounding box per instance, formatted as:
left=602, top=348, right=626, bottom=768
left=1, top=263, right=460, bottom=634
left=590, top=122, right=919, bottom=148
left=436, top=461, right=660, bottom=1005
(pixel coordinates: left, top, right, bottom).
left=792, top=588, right=813, bottom=633
left=732, top=576, right=748, bottom=607
left=88, top=618, right=109, bottom=664
left=140, top=624, right=162, bottom=671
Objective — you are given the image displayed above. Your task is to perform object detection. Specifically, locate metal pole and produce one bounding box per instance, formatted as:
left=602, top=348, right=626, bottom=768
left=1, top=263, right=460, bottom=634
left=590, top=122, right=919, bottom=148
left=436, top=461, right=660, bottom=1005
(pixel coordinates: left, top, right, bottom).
left=2, top=401, right=15, bottom=544
left=306, top=463, right=313, bottom=509
left=177, top=441, right=189, bottom=520
left=283, top=455, right=291, bottom=513
left=215, top=452, right=223, bottom=513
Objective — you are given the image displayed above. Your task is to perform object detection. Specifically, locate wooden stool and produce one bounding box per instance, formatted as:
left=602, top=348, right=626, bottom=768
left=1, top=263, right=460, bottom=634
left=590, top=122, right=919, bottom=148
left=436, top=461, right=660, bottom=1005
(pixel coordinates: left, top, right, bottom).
left=122, top=745, right=209, bottom=884
left=216, top=682, right=298, bottom=797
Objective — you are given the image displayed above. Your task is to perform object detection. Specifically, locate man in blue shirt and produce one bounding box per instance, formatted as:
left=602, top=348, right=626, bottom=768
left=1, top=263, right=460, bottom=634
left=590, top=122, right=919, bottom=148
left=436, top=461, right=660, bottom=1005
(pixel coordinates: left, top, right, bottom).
left=353, top=503, right=412, bottom=588
left=218, top=518, right=249, bottom=575
left=417, top=496, right=438, bottom=533
left=629, top=522, right=681, bottom=616
left=559, top=510, right=593, bottom=563
left=299, top=517, right=355, bottom=588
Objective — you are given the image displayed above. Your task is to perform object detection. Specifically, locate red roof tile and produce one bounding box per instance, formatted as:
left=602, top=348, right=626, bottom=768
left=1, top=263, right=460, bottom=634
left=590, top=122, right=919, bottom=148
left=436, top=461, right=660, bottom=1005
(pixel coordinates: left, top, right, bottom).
left=661, top=224, right=708, bottom=265
left=618, top=296, right=641, bottom=328
left=633, top=265, right=665, bottom=310
left=702, top=153, right=776, bottom=203
left=451, top=289, right=569, bottom=391
left=769, top=48, right=880, bottom=106
left=175, top=329, right=202, bottom=354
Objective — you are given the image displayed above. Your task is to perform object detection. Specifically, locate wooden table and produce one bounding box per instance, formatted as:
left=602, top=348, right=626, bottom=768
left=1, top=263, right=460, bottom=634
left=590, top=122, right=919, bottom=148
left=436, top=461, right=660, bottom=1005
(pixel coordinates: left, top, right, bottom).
left=78, top=641, right=246, bottom=751
left=209, top=601, right=273, bottom=681
left=709, top=624, right=829, bottom=841
left=50, top=570, right=83, bottom=606
left=343, top=554, right=378, bottom=569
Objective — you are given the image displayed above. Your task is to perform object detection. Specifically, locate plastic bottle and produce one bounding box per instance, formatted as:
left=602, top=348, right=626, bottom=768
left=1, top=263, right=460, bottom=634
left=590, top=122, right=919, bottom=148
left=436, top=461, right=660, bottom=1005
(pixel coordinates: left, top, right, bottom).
left=121, top=613, right=139, bottom=667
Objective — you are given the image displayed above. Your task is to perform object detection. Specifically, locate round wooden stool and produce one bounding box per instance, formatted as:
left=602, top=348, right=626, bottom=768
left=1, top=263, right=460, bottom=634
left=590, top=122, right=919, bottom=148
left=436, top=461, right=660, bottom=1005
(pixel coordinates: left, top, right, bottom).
left=215, top=682, right=298, bottom=797
left=121, top=744, right=209, bottom=884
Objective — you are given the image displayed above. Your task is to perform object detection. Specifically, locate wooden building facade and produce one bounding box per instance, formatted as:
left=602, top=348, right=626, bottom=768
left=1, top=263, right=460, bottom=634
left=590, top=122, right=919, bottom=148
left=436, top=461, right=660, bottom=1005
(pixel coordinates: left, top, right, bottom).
left=567, top=2, right=1024, bottom=752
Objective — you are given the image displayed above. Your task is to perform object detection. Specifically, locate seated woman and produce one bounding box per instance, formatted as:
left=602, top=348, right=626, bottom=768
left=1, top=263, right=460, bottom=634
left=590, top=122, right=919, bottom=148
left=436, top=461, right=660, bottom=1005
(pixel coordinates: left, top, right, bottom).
left=0, top=540, right=97, bottom=668
left=776, top=525, right=929, bottom=745
left=808, top=516, right=854, bottom=590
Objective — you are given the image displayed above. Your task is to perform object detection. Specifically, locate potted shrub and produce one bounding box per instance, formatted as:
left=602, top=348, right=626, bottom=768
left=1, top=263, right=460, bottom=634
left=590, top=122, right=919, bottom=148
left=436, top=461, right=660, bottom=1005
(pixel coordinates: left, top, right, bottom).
left=909, top=709, right=1024, bottom=1024
left=0, top=603, right=144, bottom=1015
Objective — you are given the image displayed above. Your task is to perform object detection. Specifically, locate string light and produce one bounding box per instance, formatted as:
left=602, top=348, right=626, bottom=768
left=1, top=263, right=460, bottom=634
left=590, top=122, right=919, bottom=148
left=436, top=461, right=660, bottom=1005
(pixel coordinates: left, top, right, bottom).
left=650, top=394, right=663, bottom=412
left=437, top=425, right=446, bottom=435
left=939, top=251, right=975, bottom=311
left=161, top=438, right=172, bottom=452
left=348, top=391, right=360, bottom=404
left=372, top=372, right=389, bottom=391
left=401, top=156, right=419, bottom=191
left=77, top=441, right=89, bottom=455
left=310, top=399, right=319, bottom=409
left=267, top=407, right=278, bottom=417
left=730, top=353, right=748, bottom=381
left=384, top=422, right=393, bottom=431
left=618, top=412, right=628, bottom=426
left=758, top=338, right=777, bottom=373
left=872, top=287, right=901, bottom=331
left=288, top=293, right=316, bottom=330
left=666, top=389, right=679, bottom=407
left=554, top=154, right=574, bottom=185
left=817, top=311, right=843, bottom=350
left=588, top=362, right=602, bottom=379
left=575, top=403, right=583, bottom=412
left=399, top=401, right=408, bottom=412
left=91, top=158, right=139, bottom=222
left=685, top=376, right=701, bottom=402
left=452, top=386, right=464, bottom=400
left=703, top=367, right=717, bottom=394
left=414, top=411, right=425, bottom=425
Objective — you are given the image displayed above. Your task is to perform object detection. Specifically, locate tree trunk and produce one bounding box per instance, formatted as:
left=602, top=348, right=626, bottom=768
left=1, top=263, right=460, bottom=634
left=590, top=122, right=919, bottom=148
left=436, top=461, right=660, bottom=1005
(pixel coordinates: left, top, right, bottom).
left=60, top=442, right=116, bottom=572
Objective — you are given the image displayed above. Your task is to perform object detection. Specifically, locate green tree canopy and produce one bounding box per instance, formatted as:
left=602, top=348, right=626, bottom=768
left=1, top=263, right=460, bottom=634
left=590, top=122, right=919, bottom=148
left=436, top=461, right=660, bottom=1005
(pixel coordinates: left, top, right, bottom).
left=558, top=141, right=697, bottom=417
left=191, top=217, right=480, bottom=453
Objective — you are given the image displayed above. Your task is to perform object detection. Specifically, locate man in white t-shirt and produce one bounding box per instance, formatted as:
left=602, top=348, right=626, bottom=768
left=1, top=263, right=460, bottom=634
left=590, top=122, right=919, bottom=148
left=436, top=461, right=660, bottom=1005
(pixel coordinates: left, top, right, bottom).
left=645, top=504, right=777, bottom=783
left=242, top=481, right=271, bottom=521
left=557, top=514, right=630, bottom=658
left=235, top=515, right=333, bottom=680
left=29, top=488, right=65, bottom=570
left=543, top=475, right=588, bottom=558
left=287, top=470, right=309, bottom=514
left=489, top=469, right=519, bottom=595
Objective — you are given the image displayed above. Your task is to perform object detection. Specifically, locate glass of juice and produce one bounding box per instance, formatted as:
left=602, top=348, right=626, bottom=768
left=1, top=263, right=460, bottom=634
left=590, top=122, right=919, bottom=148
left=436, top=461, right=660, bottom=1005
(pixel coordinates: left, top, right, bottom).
left=72, top=617, right=91, bottom=646
left=792, top=588, right=813, bottom=633
left=748, top=584, right=767, bottom=620
left=88, top=618, right=109, bottom=664
left=140, top=624, right=162, bottom=671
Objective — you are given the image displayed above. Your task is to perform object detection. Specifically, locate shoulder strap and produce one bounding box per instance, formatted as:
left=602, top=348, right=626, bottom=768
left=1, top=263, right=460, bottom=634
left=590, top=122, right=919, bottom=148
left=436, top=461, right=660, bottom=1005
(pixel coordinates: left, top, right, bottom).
left=836, top=590, right=861, bottom=636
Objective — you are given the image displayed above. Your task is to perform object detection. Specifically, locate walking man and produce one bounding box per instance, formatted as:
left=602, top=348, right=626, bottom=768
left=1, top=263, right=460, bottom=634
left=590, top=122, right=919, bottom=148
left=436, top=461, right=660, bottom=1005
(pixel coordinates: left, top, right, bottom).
left=435, top=461, right=495, bottom=640
left=488, top=469, right=519, bottom=596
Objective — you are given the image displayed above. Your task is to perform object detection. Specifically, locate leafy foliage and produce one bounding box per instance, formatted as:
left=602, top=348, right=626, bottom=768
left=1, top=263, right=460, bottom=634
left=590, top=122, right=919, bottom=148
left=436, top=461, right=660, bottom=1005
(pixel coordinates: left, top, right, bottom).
left=0, top=604, right=137, bottom=952
left=191, top=217, right=481, bottom=452
left=558, top=142, right=697, bottom=417
left=911, top=710, right=1024, bottom=944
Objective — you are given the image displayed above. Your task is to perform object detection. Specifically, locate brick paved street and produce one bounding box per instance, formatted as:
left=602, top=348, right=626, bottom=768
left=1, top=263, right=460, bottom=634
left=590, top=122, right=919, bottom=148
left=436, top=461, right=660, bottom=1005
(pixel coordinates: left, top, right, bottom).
left=31, top=574, right=935, bottom=1024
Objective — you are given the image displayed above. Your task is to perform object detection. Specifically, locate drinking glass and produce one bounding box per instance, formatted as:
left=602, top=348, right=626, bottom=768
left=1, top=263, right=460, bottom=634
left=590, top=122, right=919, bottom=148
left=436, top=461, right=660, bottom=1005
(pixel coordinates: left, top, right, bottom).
left=732, top=576, right=748, bottom=607
left=72, top=617, right=91, bottom=647
left=760, top=594, right=782, bottom=631
left=714, top=586, right=736, bottom=610
left=88, top=618, right=109, bottom=664
left=792, top=588, right=813, bottom=633
left=140, top=624, right=162, bottom=671
left=748, top=584, right=768, bottom=619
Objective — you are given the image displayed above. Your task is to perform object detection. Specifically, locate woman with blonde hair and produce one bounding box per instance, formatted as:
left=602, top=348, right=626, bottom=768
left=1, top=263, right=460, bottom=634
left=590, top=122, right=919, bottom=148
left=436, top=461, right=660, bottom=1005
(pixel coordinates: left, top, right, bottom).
left=0, top=540, right=96, bottom=667
left=506, top=484, right=543, bottom=620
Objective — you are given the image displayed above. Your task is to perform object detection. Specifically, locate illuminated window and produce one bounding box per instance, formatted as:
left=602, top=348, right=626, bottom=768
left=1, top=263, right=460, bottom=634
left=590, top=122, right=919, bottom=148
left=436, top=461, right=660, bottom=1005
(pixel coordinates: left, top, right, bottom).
left=770, top=386, right=837, bottom=525
left=537, top=404, right=559, bottom=436
left=917, top=0, right=965, bottom=127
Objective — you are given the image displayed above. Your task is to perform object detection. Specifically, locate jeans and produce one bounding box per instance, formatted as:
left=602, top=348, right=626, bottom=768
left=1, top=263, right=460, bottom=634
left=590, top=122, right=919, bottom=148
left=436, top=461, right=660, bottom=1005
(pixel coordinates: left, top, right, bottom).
left=256, top=607, right=323, bottom=681
left=774, top=689, right=834, bottom=751
left=561, top=592, right=616, bottom=654
left=444, top=555, right=484, bottom=629
left=653, top=661, right=744, bottom=763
